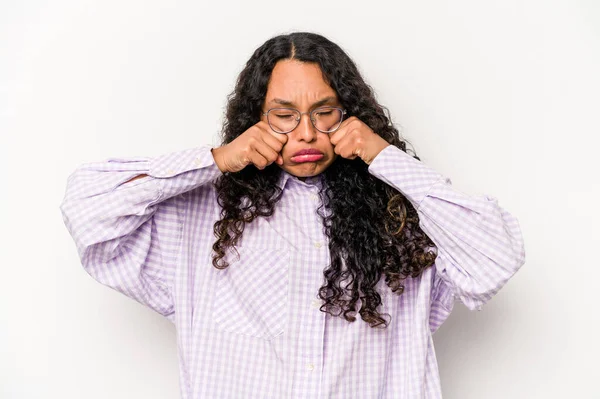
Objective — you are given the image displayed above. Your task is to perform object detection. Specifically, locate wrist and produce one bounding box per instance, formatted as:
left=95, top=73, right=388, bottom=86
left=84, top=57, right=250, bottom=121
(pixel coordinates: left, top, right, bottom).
left=210, top=146, right=228, bottom=173
left=364, top=137, right=390, bottom=165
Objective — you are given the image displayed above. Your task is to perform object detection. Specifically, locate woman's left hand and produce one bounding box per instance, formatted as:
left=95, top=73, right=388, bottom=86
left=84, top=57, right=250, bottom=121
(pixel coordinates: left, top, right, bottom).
left=328, top=116, right=390, bottom=165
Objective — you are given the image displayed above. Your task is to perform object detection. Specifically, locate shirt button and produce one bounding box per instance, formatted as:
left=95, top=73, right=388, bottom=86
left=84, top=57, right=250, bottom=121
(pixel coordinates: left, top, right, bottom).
left=311, top=299, right=321, bottom=309
left=309, top=193, right=319, bottom=201
left=167, top=168, right=175, bottom=175
left=307, top=363, right=314, bottom=371
left=314, top=242, right=323, bottom=248
left=194, top=158, right=203, bottom=166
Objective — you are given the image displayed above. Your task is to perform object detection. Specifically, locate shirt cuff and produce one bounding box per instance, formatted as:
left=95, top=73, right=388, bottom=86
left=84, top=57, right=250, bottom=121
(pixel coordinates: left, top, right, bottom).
left=367, top=144, right=445, bottom=209
left=147, top=145, right=224, bottom=201
left=149, top=145, right=221, bottom=177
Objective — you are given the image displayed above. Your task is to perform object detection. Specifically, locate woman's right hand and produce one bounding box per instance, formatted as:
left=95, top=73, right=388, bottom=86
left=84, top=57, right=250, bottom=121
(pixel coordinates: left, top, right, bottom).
left=211, top=121, right=288, bottom=173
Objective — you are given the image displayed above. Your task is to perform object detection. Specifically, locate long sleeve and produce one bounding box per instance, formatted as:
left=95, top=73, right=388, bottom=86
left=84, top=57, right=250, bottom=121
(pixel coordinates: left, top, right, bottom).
left=59, top=145, right=222, bottom=321
left=367, top=144, right=526, bottom=313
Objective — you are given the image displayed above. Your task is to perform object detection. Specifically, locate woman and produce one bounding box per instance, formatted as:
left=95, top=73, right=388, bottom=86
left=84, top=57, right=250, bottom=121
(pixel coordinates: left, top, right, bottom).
left=60, top=31, right=526, bottom=398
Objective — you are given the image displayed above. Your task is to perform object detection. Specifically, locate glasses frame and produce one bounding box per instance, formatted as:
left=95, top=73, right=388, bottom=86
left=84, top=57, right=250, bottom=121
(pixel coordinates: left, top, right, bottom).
left=262, top=106, right=347, bottom=134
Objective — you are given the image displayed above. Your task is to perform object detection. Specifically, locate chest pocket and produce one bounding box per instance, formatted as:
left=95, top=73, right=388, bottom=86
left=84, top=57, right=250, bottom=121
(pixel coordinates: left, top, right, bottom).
left=212, top=246, right=290, bottom=341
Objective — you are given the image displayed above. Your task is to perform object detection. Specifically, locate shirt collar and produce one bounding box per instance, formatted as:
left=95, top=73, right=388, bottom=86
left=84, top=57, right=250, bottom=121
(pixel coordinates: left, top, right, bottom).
left=276, top=169, right=324, bottom=191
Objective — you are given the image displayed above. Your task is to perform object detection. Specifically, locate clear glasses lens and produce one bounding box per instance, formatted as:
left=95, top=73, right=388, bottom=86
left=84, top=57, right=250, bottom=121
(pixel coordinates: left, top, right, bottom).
left=268, top=109, right=300, bottom=133
left=313, top=107, right=344, bottom=132
left=267, top=107, right=343, bottom=133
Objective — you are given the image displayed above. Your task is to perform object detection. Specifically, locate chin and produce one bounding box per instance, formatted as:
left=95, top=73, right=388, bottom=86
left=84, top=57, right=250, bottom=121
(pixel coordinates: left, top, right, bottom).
left=280, top=163, right=324, bottom=178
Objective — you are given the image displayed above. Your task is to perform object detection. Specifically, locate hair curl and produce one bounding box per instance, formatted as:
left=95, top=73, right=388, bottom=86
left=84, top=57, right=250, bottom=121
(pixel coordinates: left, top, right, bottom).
left=211, top=31, right=437, bottom=328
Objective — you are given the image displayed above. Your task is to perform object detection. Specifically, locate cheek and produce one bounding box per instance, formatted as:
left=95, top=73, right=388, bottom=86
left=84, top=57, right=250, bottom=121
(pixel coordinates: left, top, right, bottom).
left=322, top=139, right=334, bottom=153
left=321, top=138, right=331, bottom=150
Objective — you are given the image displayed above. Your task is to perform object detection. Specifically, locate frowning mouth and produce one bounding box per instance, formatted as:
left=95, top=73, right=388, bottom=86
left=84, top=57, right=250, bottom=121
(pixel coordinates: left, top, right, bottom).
left=290, top=148, right=324, bottom=163
left=291, top=154, right=324, bottom=163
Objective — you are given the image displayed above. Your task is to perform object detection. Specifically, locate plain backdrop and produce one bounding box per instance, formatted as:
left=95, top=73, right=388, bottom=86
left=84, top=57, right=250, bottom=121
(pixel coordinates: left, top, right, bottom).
left=1, top=0, right=599, bottom=398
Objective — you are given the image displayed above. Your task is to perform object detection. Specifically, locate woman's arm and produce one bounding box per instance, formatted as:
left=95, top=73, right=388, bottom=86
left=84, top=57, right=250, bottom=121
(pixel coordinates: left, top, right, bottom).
left=124, top=173, right=148, bottom=184
left=368, top=144, right=526, bottom=313
left=59, top=145, right=223, bottom=321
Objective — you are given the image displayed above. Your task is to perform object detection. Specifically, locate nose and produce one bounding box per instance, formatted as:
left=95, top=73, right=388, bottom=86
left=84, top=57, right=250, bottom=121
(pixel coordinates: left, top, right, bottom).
left=293, top=112, right=318, bottom=142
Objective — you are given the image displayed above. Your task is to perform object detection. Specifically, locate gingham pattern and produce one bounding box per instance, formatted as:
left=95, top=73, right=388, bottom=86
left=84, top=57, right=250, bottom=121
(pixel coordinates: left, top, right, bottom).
left=60, top=144, right=526, bottom=398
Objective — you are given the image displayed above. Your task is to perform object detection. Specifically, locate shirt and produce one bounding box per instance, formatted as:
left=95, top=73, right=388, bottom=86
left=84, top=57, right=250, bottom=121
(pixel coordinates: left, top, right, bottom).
left=59, top=143, right=526, bottom=398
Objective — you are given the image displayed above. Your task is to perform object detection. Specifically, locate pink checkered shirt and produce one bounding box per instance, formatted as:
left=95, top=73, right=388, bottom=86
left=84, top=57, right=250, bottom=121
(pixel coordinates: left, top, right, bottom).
left=60, top=144, right=526, bottom=398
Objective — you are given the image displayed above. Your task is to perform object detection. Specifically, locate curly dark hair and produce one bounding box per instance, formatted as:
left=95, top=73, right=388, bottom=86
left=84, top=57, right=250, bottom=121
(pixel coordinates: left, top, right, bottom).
left=211, top=31, right=437, bottom=328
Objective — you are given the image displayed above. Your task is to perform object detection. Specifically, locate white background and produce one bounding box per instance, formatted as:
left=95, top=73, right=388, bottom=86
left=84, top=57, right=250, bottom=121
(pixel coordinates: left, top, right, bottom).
left=1, top=0, right=598, bottom=398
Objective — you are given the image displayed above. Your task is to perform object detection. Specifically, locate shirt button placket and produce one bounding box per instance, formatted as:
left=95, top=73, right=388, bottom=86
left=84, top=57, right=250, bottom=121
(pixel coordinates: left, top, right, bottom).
left=296, top=184, right=326, bottom=396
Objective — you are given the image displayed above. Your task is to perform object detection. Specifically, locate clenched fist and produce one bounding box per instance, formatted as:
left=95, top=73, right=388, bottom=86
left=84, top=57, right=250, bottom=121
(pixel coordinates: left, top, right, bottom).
left=211, top=120, right=288, bottom=173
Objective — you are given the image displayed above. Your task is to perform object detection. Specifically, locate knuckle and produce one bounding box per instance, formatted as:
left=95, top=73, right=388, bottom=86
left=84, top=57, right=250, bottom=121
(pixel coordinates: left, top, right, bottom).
left=247, top=136, right=258, bottom=146
left=259, top=121, right=271, bottom=132
left=247, top=129, right=260, bottom=140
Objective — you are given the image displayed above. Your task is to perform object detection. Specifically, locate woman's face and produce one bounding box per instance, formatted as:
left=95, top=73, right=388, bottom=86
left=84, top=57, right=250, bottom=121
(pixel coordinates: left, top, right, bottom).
left=261, top=59, right=340, bottom=179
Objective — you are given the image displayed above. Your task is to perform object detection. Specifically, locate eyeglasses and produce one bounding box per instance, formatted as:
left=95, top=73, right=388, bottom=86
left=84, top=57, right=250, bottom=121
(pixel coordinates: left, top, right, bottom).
left=262, top=106, right=347, bottom=134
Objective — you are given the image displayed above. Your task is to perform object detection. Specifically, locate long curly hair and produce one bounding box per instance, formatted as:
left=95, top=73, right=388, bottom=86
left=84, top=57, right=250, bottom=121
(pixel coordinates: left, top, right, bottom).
left=211, top=31, right=437, bottom=328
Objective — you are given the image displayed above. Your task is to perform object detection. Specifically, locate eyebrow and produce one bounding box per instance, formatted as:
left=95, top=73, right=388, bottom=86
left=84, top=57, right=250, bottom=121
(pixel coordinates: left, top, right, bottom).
left=268, top=96, right=337, bottom=108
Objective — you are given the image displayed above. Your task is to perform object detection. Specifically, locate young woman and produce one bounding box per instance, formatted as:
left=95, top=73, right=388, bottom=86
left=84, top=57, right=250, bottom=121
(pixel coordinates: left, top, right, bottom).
left=60, top=31, right=526, bottom=398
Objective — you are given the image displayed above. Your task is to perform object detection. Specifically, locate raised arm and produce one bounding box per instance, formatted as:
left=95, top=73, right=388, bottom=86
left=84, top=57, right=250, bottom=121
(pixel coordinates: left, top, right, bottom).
left=59, top=145, right=223, bottom=322
left=367, top=145, right=526, bottom=318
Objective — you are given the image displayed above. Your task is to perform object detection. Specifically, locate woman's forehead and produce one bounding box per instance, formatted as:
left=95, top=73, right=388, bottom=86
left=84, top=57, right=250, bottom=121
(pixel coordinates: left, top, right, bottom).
left=266, top=61, right=338, bottom=105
